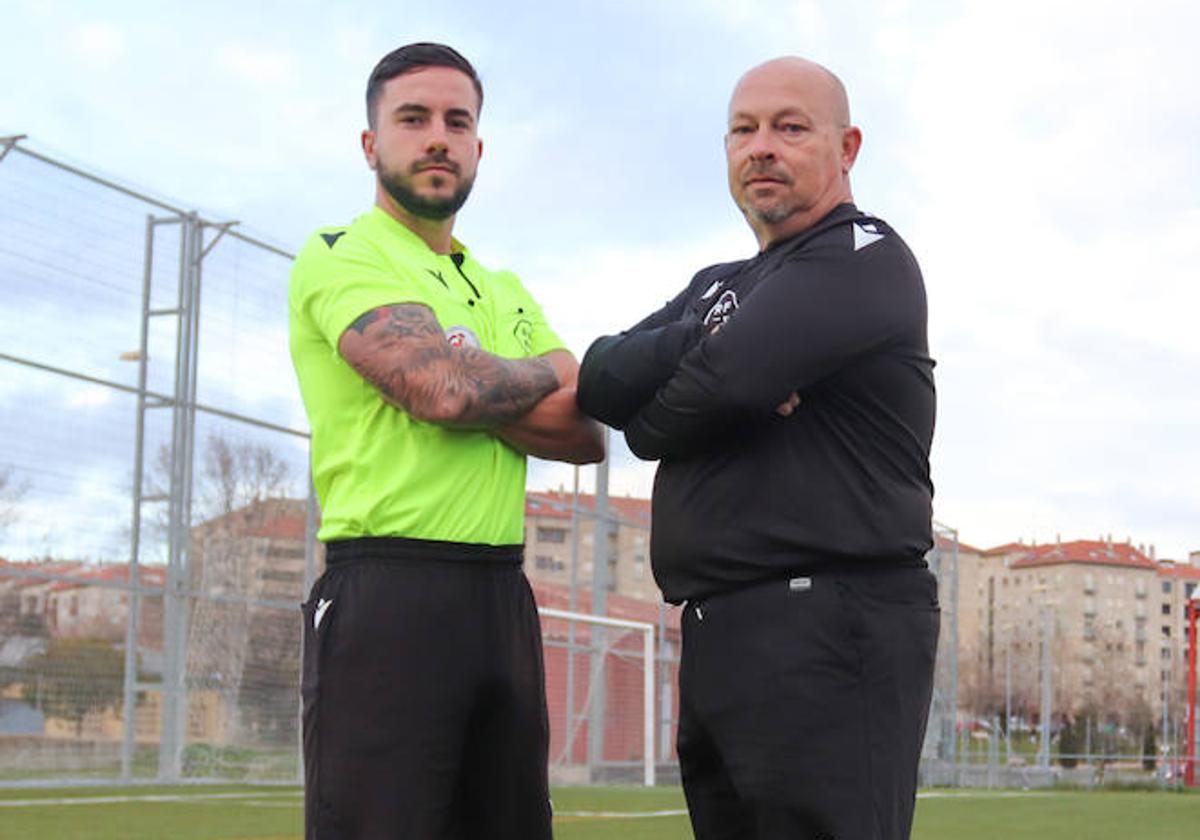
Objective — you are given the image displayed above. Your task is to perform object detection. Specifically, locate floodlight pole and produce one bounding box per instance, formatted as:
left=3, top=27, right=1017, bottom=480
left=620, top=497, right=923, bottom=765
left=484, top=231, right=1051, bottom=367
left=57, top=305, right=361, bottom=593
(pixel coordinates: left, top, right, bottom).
left=1184, top=594, right=1199, bottom=787
left=1005, top=629, right=1013, bottom=763
left=1038, top=605, right=1052, bottom=768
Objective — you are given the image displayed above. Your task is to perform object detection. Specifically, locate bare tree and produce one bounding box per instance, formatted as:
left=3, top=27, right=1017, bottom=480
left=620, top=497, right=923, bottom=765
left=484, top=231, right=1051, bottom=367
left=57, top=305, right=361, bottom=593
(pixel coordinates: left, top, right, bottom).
left=0, top=464, right=30, bottom=535
left=149, top=433, right=294, bottom=524
left=198, top=434, right=291, bottom=518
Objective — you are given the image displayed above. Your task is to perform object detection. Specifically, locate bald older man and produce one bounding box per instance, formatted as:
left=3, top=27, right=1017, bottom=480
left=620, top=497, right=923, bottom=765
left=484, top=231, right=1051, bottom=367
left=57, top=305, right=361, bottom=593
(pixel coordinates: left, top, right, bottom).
left=577, top=58, right=939, bottom=839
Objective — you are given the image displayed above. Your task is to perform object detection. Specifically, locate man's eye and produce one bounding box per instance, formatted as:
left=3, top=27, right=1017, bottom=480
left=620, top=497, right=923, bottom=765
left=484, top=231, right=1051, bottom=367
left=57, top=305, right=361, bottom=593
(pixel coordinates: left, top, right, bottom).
left=780, top=123, right=806, bottom=135
left=729, top=125, right=754, bottom=135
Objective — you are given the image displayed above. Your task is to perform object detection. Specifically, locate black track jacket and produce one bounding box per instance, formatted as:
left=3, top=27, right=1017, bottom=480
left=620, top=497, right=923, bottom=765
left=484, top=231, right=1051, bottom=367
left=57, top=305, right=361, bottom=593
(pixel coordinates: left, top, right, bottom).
left=577, top=204, right=936, bottom=603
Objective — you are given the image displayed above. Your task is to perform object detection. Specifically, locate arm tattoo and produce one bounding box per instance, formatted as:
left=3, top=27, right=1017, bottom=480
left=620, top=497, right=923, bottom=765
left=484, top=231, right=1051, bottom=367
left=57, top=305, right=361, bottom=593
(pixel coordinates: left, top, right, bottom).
left=348, top=309, right=383, bottom=334
left=340, top=303, right=558, bottom=426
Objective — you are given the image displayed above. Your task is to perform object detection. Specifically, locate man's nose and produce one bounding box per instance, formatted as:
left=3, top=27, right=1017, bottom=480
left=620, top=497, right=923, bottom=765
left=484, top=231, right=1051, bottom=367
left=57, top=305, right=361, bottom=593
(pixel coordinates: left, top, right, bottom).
left=746, top=129, right=776, bottom=161
left=423, top=121, right=450, bottom=152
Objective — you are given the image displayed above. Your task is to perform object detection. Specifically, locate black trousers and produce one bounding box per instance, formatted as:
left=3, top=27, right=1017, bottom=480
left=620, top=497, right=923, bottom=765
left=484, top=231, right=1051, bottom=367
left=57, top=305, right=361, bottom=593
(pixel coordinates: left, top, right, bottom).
left=678, top=565, right=939, bottom=840
left=301, top=544, right=552, bottom=840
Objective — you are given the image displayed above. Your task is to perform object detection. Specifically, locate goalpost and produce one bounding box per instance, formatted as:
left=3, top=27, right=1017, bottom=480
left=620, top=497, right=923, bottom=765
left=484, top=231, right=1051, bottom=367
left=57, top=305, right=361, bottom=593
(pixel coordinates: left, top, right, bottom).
left=537, top=606, right=657, bottom=786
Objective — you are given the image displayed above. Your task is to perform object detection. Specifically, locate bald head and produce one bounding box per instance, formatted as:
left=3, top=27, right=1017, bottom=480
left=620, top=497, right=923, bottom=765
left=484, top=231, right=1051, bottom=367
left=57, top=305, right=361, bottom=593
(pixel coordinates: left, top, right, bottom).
left=730, top=57, right=850, bottom=127
left=724, top=57, right=861, bottom=249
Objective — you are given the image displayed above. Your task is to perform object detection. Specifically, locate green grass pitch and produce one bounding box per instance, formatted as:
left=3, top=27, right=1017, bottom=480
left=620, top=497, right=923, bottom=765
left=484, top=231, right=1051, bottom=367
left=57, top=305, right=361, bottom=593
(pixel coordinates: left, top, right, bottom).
left=0, top=785, right=1195, bottom=839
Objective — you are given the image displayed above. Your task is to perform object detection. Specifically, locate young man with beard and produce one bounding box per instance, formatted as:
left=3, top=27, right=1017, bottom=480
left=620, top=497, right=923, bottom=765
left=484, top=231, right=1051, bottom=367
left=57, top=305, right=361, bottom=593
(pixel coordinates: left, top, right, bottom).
left=577, top=57, right=939, bottom=839
left=289, top=43, right=602, bottom=840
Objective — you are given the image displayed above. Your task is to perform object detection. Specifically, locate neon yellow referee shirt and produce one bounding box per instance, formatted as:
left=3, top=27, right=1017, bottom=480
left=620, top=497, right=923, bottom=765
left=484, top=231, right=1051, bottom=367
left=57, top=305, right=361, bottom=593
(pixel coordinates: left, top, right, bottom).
left=288, top=207, right=566, bottom=545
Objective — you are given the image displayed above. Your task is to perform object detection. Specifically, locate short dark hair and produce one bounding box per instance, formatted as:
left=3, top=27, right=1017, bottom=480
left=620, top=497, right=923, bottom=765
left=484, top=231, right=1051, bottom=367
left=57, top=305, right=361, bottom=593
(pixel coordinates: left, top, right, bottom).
left=366, top=42, right=483, bottom=127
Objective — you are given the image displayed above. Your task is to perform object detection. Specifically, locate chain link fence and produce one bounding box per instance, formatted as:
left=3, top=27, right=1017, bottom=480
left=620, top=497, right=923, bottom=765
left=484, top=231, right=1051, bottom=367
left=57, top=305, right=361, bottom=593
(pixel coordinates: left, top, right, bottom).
left=0, top=136, right=314, bottom=782
left=0, top=140, right=684, bottom=787
left=2, top=136, right=1077, bottom=794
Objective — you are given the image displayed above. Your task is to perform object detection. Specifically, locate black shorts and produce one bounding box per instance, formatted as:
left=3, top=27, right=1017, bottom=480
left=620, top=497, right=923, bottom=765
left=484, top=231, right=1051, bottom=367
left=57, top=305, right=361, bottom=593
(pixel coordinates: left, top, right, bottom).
left=677, top=565, right=939, bottom=840
left=301, top=539, right=552, bottom=840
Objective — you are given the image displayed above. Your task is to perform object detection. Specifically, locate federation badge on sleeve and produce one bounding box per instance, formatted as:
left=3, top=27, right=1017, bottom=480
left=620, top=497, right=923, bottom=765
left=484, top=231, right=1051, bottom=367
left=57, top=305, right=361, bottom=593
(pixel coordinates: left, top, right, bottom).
left=445, top=325, right=481, bottom=349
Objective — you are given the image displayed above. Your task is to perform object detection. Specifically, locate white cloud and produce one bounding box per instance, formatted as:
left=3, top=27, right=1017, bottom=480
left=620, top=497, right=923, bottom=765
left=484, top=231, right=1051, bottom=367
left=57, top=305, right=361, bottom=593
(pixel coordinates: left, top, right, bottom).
left=65, top=385, right=113, bottom=410
left=695, top=0, right=829, bottom=45
left=214, top=44, right=295, bottom=87
left=70, top=21, right=125, bottom=69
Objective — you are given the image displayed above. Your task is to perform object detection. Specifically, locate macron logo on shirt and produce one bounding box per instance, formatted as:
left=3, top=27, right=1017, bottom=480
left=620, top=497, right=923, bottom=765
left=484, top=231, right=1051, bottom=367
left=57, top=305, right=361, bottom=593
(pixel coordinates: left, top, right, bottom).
left=853, top=222, right=885, bottom=252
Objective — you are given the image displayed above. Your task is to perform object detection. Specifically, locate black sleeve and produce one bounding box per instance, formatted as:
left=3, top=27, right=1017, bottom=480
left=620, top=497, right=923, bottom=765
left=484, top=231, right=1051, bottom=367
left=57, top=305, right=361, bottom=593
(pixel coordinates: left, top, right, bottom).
left=575, top=280, right=705, bottom=429
left=624, top=242, right=922, bottom=460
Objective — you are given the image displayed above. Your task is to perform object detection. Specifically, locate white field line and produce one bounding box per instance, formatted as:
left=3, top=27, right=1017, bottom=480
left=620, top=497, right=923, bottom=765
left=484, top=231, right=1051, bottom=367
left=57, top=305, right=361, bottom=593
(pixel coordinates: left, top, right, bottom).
left=916, top=791, right=1050, bottom=799
left=0, top=791, right=301, bottom=808
left=555, top=808, right=688, bottom=818
left=0, top=788, right=1050, bottom=811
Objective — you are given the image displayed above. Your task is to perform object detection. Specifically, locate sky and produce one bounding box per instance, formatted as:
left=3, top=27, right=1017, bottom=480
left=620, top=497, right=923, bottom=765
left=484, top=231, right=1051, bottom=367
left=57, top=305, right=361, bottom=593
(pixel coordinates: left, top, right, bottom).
left=1, top=0, right=1198, bottom=561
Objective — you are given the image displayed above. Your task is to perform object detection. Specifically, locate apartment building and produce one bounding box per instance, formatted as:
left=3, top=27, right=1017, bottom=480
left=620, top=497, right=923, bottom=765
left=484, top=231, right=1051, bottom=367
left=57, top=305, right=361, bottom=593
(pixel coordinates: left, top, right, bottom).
left=523, top=490, right=657, bottom=602
left=958, top=538, right=1200, bottom=725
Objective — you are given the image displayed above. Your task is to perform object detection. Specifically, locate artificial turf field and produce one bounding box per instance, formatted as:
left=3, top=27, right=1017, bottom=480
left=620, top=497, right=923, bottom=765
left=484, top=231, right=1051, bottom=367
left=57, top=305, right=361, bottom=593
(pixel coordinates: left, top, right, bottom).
left=0, top=785, right=1196, bottom=839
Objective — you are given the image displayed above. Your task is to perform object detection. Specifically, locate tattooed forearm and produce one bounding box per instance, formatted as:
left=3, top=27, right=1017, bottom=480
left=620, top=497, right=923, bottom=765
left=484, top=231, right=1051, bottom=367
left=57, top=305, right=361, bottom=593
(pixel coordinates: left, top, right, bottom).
left=338, top=303, right=559, bottom=426
left=348, top=310, right=380, bottom=334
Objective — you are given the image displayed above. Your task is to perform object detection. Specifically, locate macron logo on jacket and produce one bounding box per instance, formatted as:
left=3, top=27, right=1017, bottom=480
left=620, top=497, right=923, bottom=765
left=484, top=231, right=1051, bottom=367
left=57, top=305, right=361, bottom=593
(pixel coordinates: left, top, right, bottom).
left=853, top=221, right=885, bottom=252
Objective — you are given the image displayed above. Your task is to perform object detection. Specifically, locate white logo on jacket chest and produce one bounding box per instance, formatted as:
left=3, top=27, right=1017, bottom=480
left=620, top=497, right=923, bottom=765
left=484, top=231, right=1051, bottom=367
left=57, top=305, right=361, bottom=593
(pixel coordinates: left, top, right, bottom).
left=445, top=325, right=481, bottom=349
left=703, top=289, right=739, bottom=328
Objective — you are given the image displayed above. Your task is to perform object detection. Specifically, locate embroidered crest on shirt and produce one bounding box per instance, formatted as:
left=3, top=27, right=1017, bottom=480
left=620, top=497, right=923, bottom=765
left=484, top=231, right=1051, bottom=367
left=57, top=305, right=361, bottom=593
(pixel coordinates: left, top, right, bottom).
left=445, top=326, right=481, bottom=349
left=512, top=318, right=534, bottom=353
left=703, top=289, right=739, bottom=328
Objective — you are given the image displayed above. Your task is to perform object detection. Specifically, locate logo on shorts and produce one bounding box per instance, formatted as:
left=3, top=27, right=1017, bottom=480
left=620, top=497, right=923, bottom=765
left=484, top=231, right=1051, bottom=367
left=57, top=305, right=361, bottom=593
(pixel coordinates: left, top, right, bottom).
left=703, top=289, right=739, bottom=328
left=445, top=325, right=481, bottom=349
left=789, top=577, right=812, bottom=593
left=313, top=598, right=332, bottom=631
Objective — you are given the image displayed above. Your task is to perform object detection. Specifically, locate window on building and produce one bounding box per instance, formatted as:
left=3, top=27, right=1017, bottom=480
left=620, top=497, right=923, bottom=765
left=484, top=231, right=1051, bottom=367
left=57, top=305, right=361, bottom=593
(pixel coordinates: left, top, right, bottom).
left=534, top=555, right=564, bottom=572
left=1186, top=582, right=1197, bottom=599
left=1162, top=625, right=1171, bottom=637
left=1162, top=603, right=1171, bottom=616
left=537, top=526, right=567, bottom=544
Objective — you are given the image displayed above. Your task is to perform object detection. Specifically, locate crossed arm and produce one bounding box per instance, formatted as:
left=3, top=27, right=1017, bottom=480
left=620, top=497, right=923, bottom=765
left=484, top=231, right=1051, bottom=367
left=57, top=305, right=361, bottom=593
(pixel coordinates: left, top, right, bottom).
left=338, top=302, right=603, bottom=463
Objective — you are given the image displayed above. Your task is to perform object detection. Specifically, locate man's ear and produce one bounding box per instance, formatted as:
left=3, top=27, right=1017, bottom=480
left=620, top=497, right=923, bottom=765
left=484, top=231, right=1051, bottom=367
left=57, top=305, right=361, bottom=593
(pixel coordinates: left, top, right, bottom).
left=362, top=129, right=378, bottom=170
left=841, top=126, right=862, bottom=174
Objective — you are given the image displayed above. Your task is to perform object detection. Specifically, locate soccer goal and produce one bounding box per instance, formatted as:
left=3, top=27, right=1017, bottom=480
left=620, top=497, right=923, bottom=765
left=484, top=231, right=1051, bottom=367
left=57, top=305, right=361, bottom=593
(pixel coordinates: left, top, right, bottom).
left=537, top=606, right=658, bottom=786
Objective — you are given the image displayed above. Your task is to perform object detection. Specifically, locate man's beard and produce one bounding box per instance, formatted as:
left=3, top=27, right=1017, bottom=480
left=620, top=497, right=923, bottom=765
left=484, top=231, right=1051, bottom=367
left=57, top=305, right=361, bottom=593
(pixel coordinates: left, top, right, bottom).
left=379, top=157, right=475, bottom=221
left=740, top=166, right=799, bottom=225
left=746, top=200, right=798, bottom=225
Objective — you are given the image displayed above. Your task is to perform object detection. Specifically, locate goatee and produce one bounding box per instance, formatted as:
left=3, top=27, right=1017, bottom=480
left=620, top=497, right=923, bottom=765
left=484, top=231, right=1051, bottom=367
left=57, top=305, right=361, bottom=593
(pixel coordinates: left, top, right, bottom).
left=379, top=160, right=474, bottom=221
